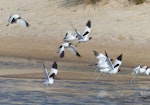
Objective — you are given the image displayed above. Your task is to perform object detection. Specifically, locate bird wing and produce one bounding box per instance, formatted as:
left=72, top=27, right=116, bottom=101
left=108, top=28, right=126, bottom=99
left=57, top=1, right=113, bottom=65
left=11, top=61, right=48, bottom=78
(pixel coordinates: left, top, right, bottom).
left=113, top=54, right=122, bottom=69
left=93, top=50, right=106, bottom=61
left=11, top=14, right=20, bottom=19
left=16, top=18, right=29, bottom=27
left=42, top=63, right=49, bottom=81
left=49, top=62, right=58, bottom=78
left=58, top=45, right=65, bottom=58
left=52, top=62, right=57, bottom=69
left=49, top=68, right=57, bottom=77
left=67, top=45, right=81, bottom=57
left=105, top=51, right=114, bottom=71
left=64, top=31, right=71, bottom=40
left=73, top=27, right=83, bottom=40
left=93, top=50, right=99, bottom=57
left=83, top=20, right=91, bottom=38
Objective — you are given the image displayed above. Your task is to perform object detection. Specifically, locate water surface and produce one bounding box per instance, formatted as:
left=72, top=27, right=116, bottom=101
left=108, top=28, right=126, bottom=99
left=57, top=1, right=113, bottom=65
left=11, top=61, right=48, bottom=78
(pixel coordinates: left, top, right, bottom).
left=0, top=78, right=149, bottom=105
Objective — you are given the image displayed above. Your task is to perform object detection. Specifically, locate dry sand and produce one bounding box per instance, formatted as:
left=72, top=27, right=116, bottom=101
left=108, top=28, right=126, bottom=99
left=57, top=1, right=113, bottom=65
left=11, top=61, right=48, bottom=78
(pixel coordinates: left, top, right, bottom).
left=0, top=0, right=150, bottom=79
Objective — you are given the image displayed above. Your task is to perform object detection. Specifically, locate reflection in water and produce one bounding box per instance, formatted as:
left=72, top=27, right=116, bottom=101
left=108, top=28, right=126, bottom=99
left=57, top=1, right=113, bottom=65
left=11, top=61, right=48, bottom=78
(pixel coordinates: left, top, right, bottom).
left=0, top=78, right=149, bottom=105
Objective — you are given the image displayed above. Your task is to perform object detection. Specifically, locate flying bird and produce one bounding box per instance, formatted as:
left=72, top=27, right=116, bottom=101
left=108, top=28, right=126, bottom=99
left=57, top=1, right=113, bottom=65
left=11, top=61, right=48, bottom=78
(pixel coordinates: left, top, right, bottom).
left=144, top=66, right=150, bottom=76
left=64, top=31, right=77, bottom=42
left=58, top=42, right=81, bottom=58
left=73, top=20, right=92, bottom=44
left=104, top=51, right=122, bottom=75
left=92, top=50, right=108, bottom=74
left=93, top=50, right=114, bottom=73
left=93, top=51, right=122, bottom=81
left=7, top=14, right=29, bottom=27
left=42, top=62, right=58, bottom=85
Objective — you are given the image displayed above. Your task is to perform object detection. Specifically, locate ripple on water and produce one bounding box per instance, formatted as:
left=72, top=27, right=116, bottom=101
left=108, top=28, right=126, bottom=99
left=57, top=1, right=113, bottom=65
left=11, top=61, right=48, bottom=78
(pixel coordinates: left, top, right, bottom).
left=0, top=78, right=149, bottom=104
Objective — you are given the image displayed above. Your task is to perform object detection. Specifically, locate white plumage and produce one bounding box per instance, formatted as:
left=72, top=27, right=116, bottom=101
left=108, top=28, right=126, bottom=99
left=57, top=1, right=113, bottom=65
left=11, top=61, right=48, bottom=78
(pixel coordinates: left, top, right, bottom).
left=101, top=52, right=122, bottom=75
left=73, top=20, right=92, bottom=43
left=93, top=51, right=122, bottom=80
left=58, top=42, right=81, bottom=58
left=64, top=31, right=77, bottom=42
left=42, top=62, right=58, bottom=85
left=131, top=65, right=150, bottom=82
left=7, top=14, right=29, bottom=27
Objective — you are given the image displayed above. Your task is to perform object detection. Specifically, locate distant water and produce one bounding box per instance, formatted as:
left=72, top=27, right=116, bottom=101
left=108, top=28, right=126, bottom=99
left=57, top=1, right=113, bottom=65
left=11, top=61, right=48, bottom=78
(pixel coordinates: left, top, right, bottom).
left=0, top=78, right=150, bottom=105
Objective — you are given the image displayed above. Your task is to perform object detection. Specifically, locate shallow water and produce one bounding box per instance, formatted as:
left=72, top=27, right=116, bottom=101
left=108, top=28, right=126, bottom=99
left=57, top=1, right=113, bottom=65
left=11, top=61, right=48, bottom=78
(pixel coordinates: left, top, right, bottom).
left=0, top=78, right=149, bottom=105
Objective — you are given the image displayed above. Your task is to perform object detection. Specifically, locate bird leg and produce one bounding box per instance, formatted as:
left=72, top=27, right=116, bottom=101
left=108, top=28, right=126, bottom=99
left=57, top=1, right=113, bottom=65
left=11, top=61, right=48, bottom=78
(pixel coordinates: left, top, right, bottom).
left=130, top=74, right=137, bottom=83
left=91, top=67, right=99, bottom=75
left=95, top=73, right=101, bottom=81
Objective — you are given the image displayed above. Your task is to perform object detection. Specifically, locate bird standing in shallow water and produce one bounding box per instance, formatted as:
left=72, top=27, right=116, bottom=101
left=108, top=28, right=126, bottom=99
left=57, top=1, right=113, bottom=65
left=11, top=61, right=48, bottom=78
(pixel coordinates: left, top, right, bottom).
left=131, top=65, right=150, bottom=83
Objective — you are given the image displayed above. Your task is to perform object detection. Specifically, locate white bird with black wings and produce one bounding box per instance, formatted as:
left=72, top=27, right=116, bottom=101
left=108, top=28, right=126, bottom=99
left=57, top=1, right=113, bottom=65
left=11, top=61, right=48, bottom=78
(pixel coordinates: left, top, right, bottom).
left=73, top=20, right=92, bottom=43
left=93, top=50, right=122, bottom=74
left=42, top=62, right=58, bottom=85
left=7, top=14, right=29, bottom=27
left=104, top=52, right=122, bottom=75
left=58, top=42, right=81, bottom=58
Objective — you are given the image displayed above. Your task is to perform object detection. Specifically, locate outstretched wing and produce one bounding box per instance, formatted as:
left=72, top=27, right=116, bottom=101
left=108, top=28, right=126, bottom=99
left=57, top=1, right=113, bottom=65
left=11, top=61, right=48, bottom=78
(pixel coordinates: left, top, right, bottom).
left=73, top=27, right=83, bottom=40
left=83, top=20, right=91, bottom=38
left=16, top=18, right=29, bottom=27
left=42, top=63, right=49, bottom=81
left=58, top=45, right=65, bottom=58
left=105, top=51, right=114, bottom=71
left=52, top=62, right=57, bottom=69
left=113, top=54, right=122, bottom=69
left=93, top=50, right=106, bottom=61
left=64, top=31, right=71, bottom=40
left=49, top=62, right=58, bottom=78
left=67, top=45, right=81, bottom=57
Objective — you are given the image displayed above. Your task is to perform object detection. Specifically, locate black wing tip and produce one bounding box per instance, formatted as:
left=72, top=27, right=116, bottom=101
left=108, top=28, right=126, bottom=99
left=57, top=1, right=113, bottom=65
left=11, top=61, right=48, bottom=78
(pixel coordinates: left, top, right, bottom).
left=105, top=51, right=108, bottom=57
left=93, top=50, right=98, bottom=56
left=86, top=20, right=91, bottom=28
left=76, top=52, right=81, bottom=57
left=60, top=51, right=64, bottom=58
left=52, top=62, right=57, bottom=69
left=117, top=54, right=122, bottom=61
left=26, top=22, right=29, bottom=27
left=59, top=45, right=63, bottom=48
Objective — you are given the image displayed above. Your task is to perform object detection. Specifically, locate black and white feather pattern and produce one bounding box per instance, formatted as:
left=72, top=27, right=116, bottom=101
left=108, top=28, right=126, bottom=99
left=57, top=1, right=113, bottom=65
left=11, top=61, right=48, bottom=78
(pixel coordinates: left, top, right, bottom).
left=58, top=42, right=81, bottom=58
left=64, top=31, right=77, bottom=42
left=42, top=62, right=58, bottom=85
left=73, top=20, right=92, bottom=43
left=7, top=14, right=29, bottom=27
left=105, top=51, right=122, bottom=74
